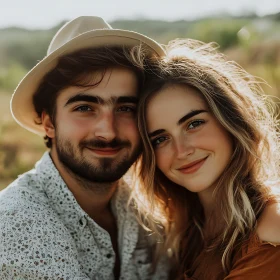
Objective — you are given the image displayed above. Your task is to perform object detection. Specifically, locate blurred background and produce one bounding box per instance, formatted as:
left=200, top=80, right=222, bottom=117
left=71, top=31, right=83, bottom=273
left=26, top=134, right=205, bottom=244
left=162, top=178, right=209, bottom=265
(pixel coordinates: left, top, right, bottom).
left=0, top=0, right=279, bottom=188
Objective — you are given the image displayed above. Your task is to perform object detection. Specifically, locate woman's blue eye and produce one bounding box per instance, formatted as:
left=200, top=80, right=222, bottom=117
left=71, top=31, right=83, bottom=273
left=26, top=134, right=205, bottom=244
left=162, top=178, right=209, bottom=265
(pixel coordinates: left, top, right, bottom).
left=151, top=136, right=168, bottom=147
left=188, top=120, right=205, bottom=129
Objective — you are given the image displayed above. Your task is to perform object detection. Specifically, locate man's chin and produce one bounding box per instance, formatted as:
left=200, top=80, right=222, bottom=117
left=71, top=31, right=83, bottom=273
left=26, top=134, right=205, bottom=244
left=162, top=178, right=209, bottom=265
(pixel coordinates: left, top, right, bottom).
left=63, top=156, right=132, bottom=182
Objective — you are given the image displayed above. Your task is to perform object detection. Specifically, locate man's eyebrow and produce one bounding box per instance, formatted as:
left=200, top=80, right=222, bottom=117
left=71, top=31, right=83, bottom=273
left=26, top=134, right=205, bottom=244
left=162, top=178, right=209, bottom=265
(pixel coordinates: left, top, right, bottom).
left=64, top=94, right=138, bottom=107
left=177, top=109, right=208, bottom=125
left=148, top=129, right=166, bottom=138
left=116, top=96, right=138, bottom=104
left=65, top=94, right=102, bottom=106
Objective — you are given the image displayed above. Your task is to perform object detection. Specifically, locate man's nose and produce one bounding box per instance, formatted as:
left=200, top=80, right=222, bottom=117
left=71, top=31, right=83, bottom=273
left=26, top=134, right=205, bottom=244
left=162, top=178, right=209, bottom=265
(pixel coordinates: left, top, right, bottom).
left=94, top=111, right=117, bottom=141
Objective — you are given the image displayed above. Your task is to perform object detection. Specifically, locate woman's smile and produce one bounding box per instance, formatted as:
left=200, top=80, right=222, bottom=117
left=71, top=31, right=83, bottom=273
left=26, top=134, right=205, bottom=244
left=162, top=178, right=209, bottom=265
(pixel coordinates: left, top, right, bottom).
left=177, top=156, right=208, bottom=174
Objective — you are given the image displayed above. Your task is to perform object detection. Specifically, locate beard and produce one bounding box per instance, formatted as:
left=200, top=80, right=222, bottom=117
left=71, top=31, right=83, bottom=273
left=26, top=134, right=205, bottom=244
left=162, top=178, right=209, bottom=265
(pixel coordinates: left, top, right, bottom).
left=55, top=135, right=141, bottom=184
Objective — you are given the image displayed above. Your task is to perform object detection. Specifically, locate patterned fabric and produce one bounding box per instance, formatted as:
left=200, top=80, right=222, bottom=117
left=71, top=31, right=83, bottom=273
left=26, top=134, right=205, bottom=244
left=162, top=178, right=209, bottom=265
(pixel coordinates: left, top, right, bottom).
left=0, top=152, right=169, bottom=280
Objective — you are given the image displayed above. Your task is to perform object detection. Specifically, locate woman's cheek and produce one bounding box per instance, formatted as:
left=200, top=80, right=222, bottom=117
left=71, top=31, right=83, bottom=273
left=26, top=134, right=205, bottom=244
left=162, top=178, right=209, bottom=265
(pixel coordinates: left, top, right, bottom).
left=155, top=146, right=170, bottom=171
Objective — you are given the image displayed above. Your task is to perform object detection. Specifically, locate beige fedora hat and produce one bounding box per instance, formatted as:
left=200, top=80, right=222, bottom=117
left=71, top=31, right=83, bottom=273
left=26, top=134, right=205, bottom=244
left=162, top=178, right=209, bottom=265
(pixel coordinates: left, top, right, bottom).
left=10, top=16, right=165, bottom=135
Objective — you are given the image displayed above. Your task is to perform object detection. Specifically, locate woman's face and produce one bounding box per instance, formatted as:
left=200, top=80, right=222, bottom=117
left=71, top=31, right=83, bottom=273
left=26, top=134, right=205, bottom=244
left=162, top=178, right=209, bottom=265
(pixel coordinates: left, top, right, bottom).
left=146, top=84, right=233, bottom=194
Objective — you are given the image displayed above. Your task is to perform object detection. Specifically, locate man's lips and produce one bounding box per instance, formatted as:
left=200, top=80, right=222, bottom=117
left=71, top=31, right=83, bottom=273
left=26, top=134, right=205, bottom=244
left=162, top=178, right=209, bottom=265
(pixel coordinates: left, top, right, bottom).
left=86, top=147, right=122, bottom=156
left=177, top=157, right=208, bottom=174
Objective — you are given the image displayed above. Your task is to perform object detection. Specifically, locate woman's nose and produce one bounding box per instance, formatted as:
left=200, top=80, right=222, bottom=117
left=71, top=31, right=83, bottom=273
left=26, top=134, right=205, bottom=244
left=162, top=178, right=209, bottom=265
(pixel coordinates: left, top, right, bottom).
left=174, top=136, right=195, bottom=159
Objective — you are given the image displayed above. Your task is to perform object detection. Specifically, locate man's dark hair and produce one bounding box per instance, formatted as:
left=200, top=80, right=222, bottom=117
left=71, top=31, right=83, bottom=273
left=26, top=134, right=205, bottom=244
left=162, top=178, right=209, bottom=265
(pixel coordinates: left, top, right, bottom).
left=33, top=46, right=144, bottom=148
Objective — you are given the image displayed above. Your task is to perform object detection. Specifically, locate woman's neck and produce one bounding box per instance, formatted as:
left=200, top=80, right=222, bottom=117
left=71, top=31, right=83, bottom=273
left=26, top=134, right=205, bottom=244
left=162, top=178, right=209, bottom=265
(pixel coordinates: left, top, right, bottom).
left=197, top=185, right=225, bottom=240
left=198, top=185, right=216, bottom=219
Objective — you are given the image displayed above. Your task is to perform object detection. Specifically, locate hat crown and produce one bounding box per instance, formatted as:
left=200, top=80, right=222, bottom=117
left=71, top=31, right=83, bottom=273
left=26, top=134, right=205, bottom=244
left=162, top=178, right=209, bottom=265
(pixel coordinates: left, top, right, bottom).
left=47, top=16, right=112, bottom=55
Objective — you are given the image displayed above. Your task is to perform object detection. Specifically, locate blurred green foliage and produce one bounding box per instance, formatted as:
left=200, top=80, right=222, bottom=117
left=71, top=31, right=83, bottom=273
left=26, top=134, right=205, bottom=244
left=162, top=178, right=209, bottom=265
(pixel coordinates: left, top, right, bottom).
left=0, top=14, right=279, bottom=91
left=0, top=62, right=26, bottom=90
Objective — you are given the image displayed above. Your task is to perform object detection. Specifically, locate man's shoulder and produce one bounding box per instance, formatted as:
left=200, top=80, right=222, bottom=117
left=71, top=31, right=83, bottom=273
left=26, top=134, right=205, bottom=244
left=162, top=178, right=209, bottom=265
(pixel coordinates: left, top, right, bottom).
left=0, top=152, right=56, bottom=209
left=0, top=164, right=85, bottom=278
left=0, top=169, right=67, bottom=235
left=0, top=174, right=75, bottom=259
left=0, top=169, right=48, bottom=212
left=0, top=184, right=85, bottom=280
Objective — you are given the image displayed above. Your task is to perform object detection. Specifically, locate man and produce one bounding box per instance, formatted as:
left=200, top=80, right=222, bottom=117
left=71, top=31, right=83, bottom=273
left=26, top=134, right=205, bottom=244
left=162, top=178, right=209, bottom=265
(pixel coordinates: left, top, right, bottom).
left=0, top=16, right=167, bottom=279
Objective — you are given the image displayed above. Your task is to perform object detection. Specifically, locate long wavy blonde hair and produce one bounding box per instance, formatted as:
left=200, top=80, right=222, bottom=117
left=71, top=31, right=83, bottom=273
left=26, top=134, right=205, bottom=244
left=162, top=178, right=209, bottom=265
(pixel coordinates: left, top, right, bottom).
left=132, top=39, right=280, bottom=277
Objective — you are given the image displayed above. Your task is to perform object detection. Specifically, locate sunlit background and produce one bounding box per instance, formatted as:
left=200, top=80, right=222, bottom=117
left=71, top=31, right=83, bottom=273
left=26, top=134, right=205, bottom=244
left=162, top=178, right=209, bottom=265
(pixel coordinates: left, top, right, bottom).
left=0, top=0, right=279, bottom=187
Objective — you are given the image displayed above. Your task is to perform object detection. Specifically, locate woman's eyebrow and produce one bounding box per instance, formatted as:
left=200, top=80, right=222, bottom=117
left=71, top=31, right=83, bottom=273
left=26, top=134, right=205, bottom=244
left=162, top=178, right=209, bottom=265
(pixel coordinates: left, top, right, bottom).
left=148, top=110, right=207, bottom=138
left=148, top=129, right=165, bottom=138
left=177, top=110, right=208, bottom=125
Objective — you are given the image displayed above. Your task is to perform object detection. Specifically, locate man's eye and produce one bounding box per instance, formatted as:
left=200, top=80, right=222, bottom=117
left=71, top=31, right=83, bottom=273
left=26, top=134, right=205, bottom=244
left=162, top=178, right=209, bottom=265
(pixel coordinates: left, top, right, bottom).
left=117, top=106, right=136, bottom=113
left=188, top=120, right=205, bottom=129
left=151, top=136, right=169, bottom=147
left=74, top=105, right=92, bottom=112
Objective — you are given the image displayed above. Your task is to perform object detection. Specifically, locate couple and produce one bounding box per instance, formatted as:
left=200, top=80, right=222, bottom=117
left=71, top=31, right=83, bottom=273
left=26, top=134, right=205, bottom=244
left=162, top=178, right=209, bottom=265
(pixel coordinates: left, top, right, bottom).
left=0, top=16, right=280, bottom=280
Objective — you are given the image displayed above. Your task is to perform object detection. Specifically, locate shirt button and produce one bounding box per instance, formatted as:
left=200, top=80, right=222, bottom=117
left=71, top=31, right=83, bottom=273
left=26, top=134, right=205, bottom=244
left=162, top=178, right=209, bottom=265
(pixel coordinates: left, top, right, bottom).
left=79, top=217, right=87, bottom=227
left=106, top=253, right=112, bottom=258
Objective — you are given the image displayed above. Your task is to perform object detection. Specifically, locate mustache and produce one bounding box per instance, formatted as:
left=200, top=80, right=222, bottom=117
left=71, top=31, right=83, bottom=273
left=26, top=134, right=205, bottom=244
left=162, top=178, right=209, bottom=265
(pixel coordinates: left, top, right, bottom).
left=80, top=138, right=131, bottom=149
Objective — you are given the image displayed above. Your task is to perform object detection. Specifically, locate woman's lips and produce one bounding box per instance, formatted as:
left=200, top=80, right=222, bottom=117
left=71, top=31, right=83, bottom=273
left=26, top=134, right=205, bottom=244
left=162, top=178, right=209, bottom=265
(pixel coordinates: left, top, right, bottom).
left=177, top=157, right=208, bottom=174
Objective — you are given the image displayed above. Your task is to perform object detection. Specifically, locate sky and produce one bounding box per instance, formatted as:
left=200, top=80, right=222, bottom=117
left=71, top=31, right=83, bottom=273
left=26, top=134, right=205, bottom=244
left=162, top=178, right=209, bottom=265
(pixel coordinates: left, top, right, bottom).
left=1, top=0, right=280, bottom=29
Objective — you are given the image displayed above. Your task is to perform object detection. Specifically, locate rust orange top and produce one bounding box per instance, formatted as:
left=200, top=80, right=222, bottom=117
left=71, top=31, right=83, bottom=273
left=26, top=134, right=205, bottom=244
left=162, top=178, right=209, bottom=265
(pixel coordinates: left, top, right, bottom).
left=224, top=233, right=280, bottom=280
left=183, top=233, right=280, bottom=280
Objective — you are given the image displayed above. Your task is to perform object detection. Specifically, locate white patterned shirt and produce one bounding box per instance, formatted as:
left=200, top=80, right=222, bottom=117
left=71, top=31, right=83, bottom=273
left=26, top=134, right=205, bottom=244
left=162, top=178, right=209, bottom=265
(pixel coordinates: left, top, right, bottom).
left=0, top=152, right=169, bottom=280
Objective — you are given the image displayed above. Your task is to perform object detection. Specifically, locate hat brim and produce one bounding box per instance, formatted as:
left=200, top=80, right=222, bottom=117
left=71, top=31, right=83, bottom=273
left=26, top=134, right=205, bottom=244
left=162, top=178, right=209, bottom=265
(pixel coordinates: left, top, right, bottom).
left=10, top=29, right=165, bottom=135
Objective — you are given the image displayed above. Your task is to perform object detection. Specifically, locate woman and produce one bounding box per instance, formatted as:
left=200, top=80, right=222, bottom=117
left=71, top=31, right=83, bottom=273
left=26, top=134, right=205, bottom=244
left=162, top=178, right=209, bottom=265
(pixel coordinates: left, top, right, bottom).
left=133, top=39, right=280, bottom=279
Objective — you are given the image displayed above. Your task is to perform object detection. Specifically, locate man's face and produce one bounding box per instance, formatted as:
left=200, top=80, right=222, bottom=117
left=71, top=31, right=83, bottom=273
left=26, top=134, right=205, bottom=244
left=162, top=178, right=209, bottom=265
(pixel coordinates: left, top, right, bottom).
left=48, top=67, right=141, bottom=183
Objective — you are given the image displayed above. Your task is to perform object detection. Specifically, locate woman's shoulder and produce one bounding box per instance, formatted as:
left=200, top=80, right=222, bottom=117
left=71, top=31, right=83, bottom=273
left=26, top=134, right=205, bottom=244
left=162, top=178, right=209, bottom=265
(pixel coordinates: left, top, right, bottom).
left=256, top=202, right=280, bottom=245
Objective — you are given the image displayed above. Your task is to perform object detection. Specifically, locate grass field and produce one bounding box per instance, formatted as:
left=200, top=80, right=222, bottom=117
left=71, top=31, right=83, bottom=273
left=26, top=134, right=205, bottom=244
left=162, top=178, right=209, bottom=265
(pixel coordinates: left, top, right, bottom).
left=0, top=91, right=45, bottom=189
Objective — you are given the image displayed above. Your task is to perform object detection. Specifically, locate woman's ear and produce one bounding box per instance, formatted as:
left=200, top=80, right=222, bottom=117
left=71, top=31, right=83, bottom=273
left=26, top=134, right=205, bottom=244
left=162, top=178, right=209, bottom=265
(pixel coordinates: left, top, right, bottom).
left=41, top=111, right=55, bottom=138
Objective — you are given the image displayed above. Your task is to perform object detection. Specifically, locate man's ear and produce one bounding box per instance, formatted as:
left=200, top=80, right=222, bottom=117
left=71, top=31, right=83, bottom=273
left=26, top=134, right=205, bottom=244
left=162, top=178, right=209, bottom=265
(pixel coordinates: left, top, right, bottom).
left=41, top=111, right=55, bottom=138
